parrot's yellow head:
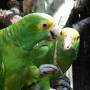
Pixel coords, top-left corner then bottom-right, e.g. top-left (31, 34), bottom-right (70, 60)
top-left (36, 13), bottom-right (55, 31)
top-left (60, 27), bottom-right (80, 50)
top-left (28, 13), bottom-right (61, 39)
top-left (16, 13), bottom-right (61, 50)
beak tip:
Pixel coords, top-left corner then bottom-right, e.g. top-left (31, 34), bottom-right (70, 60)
top-left (52, 34), bottom-right (58, 40)
top-left (63, 44), bottom-right (71, 51)
top-left (49, 23), bottom-right (61, 39)
top-left (48, 31), bottom-right (59, 40)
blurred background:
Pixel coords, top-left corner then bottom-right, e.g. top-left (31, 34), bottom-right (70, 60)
top-left (0, 0), bottom-right (90, 90)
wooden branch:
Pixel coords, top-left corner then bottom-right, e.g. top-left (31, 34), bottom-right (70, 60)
top-left (0, 8), bottom-right (21, 25)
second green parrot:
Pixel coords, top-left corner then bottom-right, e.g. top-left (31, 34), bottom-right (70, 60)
top-left (27, 27), bottom-right (80, 90)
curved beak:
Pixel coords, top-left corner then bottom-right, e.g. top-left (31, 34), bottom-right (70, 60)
top-left (48, 23), bottom-right (61, 40)
top-left (62, 36), bottom-right (72, 50)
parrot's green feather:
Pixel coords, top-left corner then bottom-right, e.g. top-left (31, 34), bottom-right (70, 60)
top-left (0, 13), bottom-right (54, 51)
top-left (0, 13), bottom-right (56, 90)
top-left (28, 27), bottom-right (80, 89)
top-left (39, 76), bottom-right (50, 90)
top-left (0, 12), bottom-right (79, 90)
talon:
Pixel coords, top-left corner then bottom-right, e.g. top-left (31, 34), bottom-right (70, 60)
top-left (39, 64), bottom-right (59, 76)
top-left (55, 75), bottom-right (72, 90)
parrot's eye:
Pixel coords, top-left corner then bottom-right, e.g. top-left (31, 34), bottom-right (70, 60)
top-left (77, 36), bottom-right (80, 40)
top-left (42, 23), bottom-right (49, 29)
top-left (60, 32), bottom-right (62, 35)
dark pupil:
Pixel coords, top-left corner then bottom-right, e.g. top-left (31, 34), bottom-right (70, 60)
top-left (77, 36), bottom-right (80, 40)
top-left (43, 24), bottom-right (48, 29)
top-left (60, 32), bottom-right (62, 35)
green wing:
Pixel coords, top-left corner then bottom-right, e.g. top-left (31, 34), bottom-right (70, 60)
top-left (0, 13), bottom-right (61, 90)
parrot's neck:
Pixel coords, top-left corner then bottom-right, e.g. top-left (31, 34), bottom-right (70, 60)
top-left (57, 39), bottom-right (79, 61)
top-left (0, 19), bottom-right (37, 51)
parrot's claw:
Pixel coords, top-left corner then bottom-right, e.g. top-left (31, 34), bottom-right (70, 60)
top-left (55, 75), bottom-right (72, 90)
top-left (39, 64), bottom-right (59, 76)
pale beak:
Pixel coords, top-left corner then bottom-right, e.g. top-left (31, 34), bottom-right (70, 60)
top-left (48, 23), bottom-right (61, 40)
top-left (62, 36), bottom-right (72, 50)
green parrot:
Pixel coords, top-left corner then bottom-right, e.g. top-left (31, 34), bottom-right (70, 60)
top-left (27, 27), bottom-right (80, 90)
top-left (29, 27), bottom-right (80, 75)
top-left (0, 13), bottom-right (61, 90)
top-left (56, 27), bottom-right (80, 72)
